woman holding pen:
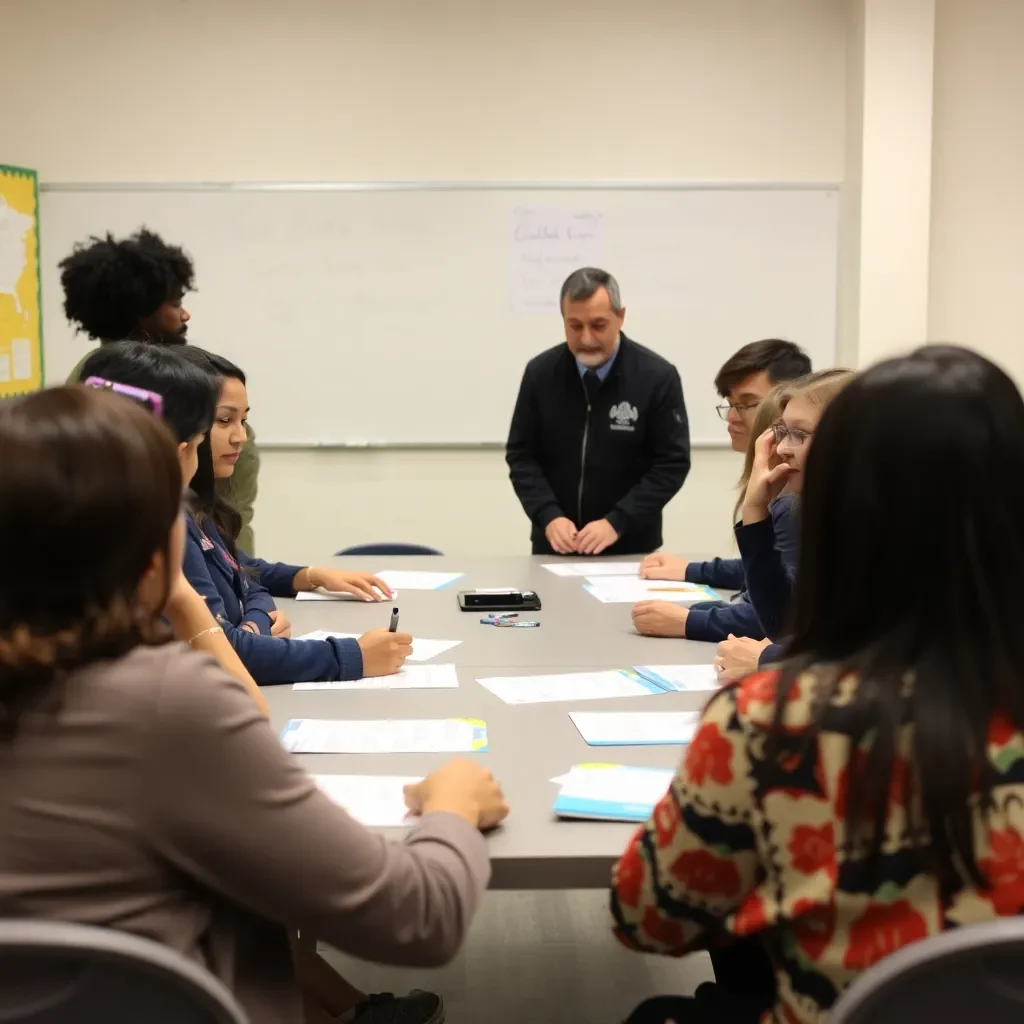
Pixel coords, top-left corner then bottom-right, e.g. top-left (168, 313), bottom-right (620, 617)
top-left (80, 342), bottom-right (412, 685)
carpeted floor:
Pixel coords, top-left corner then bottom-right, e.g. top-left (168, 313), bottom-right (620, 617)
top-left (320, 890), bottom-right (715, 1024)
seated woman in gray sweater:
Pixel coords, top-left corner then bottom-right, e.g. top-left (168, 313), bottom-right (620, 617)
top-left (633, 385), bottom-right (799, 642)
top-left (0, 385), bottom-right (508, 1024)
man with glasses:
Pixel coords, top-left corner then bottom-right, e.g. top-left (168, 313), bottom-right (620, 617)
top-left (713, 338), bottom-right (812, 452)
top-left (634, 339), bottom-right (810, 640)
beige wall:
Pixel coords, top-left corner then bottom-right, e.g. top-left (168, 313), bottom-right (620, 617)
top-left (929, 0), bottom-right (1024, 386)
top-left (3, 0), bottom-right (847, 563)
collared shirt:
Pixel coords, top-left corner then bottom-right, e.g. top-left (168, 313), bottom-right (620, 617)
top-left (576, 344), bottom-right (619, 381)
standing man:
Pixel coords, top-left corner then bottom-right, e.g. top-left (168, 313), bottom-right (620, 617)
top-left (506, 267), bottom-right (690, 557)
top-left (60, 229), bottom-right (260, 554)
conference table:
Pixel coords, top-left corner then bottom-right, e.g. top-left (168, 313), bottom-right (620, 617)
top-left (264, 555), bottom-right (724, 891)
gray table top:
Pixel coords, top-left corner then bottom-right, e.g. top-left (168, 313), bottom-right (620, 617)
top-left (264, 555), bottom-right (724, 890)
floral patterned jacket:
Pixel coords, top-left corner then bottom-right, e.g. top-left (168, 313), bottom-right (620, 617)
top-left (610, 669), bottom-right (1024, 1023)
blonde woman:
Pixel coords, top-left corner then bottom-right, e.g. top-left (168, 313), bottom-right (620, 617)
top-left (634, 385), bottom-right (796, 642)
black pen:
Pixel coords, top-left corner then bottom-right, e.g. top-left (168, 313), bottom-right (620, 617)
top-left (388, 606), bottom-right (400, 632)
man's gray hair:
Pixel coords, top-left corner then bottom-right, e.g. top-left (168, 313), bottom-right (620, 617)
top-left (559, 267), bottom-right (623, 313)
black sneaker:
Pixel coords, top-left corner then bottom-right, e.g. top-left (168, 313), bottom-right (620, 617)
top-left (340, 990), bottom-right (444, 1024)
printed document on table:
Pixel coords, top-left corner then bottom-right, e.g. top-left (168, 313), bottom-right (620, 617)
top-left (633, 664), bottom-right (720, 692)
top-left (553, 764), bottom-right (675, 822)
top-left (475, 669), bottom-right (666, 705)
top-left (569, 710), bottom-right (702, 746)
top-left (374, 570), bottom-right (464, 590)
top-left (296, 590), bottom-right (400, 602)
top-left (280, 717), bottom-right (488, 753)
top-left (313, 774), bottom-right (422, 827)
top-left (584, 579), bottom-right (718, 604)
top-left (293, 663), bottom-right (459, 690)
top-left (541, 561), bottom-right (640, 577)
top-left (297, 631), bottom-right (462, 662)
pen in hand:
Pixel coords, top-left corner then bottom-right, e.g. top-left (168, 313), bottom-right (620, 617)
top-left (388, 606), bottom-right (400, 633)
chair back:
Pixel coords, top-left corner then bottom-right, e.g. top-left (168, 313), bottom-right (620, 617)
top-left (0, 920), bottom-right (249, 1023)
top-left (830, 918), bottom-right (1024, 1023)
top-left (336, 543), bottom-right (442, 556)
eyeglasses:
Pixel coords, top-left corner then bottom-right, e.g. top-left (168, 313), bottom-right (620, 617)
top-left (715, 401), bottom-right (760, 420)
top-left (772, 423), bottom-right (813, 447)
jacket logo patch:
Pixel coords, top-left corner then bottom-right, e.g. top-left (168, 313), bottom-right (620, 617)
top-left (609, 401), bottom-right (639, 432)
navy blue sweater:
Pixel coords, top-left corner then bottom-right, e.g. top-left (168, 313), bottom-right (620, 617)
top-left (683, 496), bottom-right (798, 643)
top-left (734, 511), bottom-right (796, 668)
top-left (183, 515), bottom-right (363, 685)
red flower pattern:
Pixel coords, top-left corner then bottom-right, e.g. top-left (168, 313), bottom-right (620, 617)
top-left (843, 900), bottom-right (928, 970)
top-left (685, 722), bottom-right (733, 786)
top-left (614, 835), bottom-right (646, 909)
top-left (736, 670), bottom-right (782, 716)
top-left (641, 907), bottom-right (686, 951)
top-left (609, 671), bottom-right (1024, 1024)
top-left (791, 899), bottom-right (837, 961)
top-left (653, 792), bottom-right (679, 848)
top-left (988, 712), bottom-right (1018, 748)
top-left (671, 848), bottom-right (742, 897)
top-left (733, 890), bottom-right (768, 935)
top-left (979, 828), bottom-right (1024, 915)
top-left (788, 823), bottom-right (837, 882)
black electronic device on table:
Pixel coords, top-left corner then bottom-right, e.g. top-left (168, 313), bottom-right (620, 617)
top-left (457, 589), bottom-right (542, 612)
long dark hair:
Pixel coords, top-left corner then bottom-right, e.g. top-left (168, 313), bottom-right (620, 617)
top-left (179, 348), bottom-right (247, 560)
top-left (0, 388), bottom-right (183, 736)
top-left (769, 345), bottom-right (1024, 890)
top-left (79, 340), bottom-right (216, 443)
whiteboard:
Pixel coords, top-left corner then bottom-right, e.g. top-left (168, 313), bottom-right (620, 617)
top-left (39, 184), bottom-right (839, 445)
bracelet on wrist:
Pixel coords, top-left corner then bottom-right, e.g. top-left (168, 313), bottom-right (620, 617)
top-left (188, 626), bottom-right (224, 646)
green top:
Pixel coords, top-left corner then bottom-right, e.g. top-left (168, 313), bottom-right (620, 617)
top-left (67, 350), bottom-right (260, 555)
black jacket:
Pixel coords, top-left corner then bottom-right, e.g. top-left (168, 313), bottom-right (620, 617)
top-left (505, 334), bottom-right (691, 555)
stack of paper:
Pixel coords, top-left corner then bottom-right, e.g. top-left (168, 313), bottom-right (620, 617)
top-left (569, 710), bottom-right (702, 746)
top-left (297, 590), bottom-right (400, 602)
top-left (293, 663), bottom-right (459, 691)
top-left (542, 561), bottom-right (641, 577)
top-left (375, 570), bottom-right (464, 591)
top-left (297, 631), bottom-right (463, 663)
top-left (632, 664), bottom-right (720, 692)
top-left (280, 717), bottom-right (488, 753)
top-left (475, 669), bottom-right (666, 705)
top-left (313, 774), bottom-right (422, 827)
top-left (552, 763), bottom-right (675, 822)
top-left (583, 578), bottom-right (719, 604)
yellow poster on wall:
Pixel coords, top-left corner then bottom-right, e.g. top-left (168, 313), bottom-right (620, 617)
top-left (0, 164), bottom-right (43, 397)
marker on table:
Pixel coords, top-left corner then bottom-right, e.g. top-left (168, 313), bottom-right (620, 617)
top-left (388, 606), bottom-right (400, 632)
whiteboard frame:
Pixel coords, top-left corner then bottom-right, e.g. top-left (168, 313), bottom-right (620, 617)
top-left (41, 178), bottom-right (841, 450)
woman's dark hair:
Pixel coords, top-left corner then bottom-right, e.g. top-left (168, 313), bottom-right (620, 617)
top-left (0, 388), bottom-right (183, 736)
top-left (59, 228), bottom-right (195, 342)
top-left (79, 341), bottom-right (217, 444)
top-left (770, 344), bottom-right (1024, 891)
top-left (178, 347), bottom-right (246, 560)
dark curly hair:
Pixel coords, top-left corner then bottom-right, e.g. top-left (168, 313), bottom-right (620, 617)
top-left (59, 228), bottom-right (195, 341)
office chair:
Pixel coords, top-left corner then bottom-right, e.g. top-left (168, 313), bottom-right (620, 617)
top-left (830, 917), bottom-right (1024, 1023)
top-left (336, 543), bottom-right (442, 556)
top-left (0, 920), bottom-right (249, 1023)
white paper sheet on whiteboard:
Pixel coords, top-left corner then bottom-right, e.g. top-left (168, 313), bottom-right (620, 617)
top-left (510, 208), bottom-right (604, 314)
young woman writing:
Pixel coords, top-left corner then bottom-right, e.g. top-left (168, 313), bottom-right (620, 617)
top-left (81, 342), bottom-right (411, 686)
top-left (0, 385), bottom-right (508, 1024)
top-left (613, 345), bottom-right (1024, 1023)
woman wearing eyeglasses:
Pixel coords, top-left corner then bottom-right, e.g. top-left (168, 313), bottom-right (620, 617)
top-left (715, 370), bottom-right (855, 681)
